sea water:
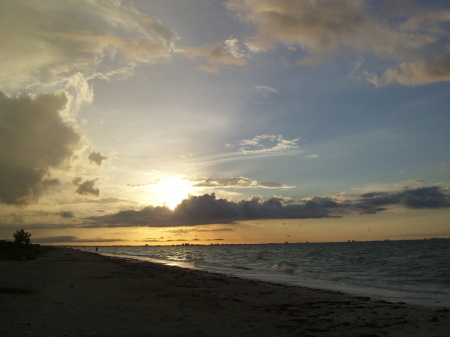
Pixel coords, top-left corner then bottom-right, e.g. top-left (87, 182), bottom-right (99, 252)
top-left (82, 239), bottom-right (450, 308)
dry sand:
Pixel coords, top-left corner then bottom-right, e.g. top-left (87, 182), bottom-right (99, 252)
top-left (1, 247), bottom-right (449, 337)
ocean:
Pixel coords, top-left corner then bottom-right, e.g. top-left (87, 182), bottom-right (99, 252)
top-left (81, 239), bottom-right (450, 308)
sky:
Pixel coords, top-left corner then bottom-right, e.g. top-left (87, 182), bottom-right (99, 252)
top-left (0, 0), bottom-right (449, 245)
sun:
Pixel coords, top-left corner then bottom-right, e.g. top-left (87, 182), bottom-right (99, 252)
top-left (152, 176), bottom-right (195, 210)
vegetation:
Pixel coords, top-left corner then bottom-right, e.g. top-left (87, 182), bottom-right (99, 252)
top-left (0, 238), bottom-right (55, 260)
top-left (0, 287), bottom-right (36, 295)
top-left (13, 229), bottom-right (31, 244)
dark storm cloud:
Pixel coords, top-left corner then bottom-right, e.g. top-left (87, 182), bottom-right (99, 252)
top-left (174, 194), bottom-right (241, 224)
top-left (83, 187), bottom-right (450, 228)
top-left (83, 193), bottom-right (347, 227)
top-left (237, 195), bottom-right (344, 220)
top-left (88, 151), bottom-right (110, 166)
top-left (0, 91), bottom-right (82, 205)
top-left (60, 211), bottom-right (75, 218)
top-left (73, 178), bottom-right (100, 197)
top-left (84, 205), bottom-right (174, 227)
top-left (173, 194), bottom-right (342, 224)
top-left (359, 186), bottom-right (450, 209)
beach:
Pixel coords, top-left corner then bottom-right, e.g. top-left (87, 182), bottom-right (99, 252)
top-left (1, 248), bottom-right (449, 337)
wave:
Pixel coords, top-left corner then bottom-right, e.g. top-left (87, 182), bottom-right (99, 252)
top-left (82, 239), bottom-right (450, 307)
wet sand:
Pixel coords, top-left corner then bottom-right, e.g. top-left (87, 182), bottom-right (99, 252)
top-left (1, 247), bottom-right (449, 336)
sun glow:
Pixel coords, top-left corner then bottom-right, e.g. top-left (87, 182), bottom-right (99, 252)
top-left (151, 176), bottom-right (195, 210)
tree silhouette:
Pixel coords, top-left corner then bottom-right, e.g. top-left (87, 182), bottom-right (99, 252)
top-left (13, 229), bottom-right (31, 244)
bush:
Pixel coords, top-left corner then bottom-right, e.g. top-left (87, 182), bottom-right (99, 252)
top-left (13, 229), bottom-right (31, 244)
top-left (0, 240), bottom-right (53, 260)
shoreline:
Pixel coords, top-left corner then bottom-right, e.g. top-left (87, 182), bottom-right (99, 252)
top-left (88, 247), bottom-right (450, 309)
top-left (2, 247), bottom-right (449, 336)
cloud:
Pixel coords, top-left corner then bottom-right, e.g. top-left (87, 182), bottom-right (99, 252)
top-left (190, 177), bottom-right (293, 189)
top-left (0, 91), bottom-right (82, 205)
top-left (174, 194), bottom-right (241, 224)
top-left (88, 150), bottom-right (110, 166)
top-left (73, 178), bottom-right (100, 197)
top-left (195, 227), bottom-right (235, 232)
top-left (185, 38), bottom-right (248, 73)
top-left (83, 193), bottom-right (346, 227)
top-left (232, 134), bottom-right (301, 154)
top-left (0, 1), bottom-right (179, 206)
top-left (83, 187), bottom-right (450, 228)
top-left (395, 180), bottom-right (426, 189)
top-left (225, 0), bottom-right (450, 86)
top-left (359, 186), bottom-right (450, 210)
top-left (255, 86), bottom-right (278, 95)
top-left (226, 0), bottom-right (370, 53)
top-left (33, 236), bottom-right (126, 244)
top-left (60, 211), bottom-right (75, 218)
top-left (84, 205), bottom-right (174, 227)
top-left (62, 197), bottom-right (136, 205)
top-left (0, 0), bottom-right (176, 92)
top-left (368, 54), bottom-right (450, 86)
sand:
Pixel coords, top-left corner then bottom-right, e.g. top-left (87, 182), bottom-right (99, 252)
top-left (1, 247), bottom-right (449, 337)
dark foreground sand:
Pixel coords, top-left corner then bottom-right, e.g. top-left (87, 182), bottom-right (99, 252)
top-left (1, 248), bottom-right (449, 337)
